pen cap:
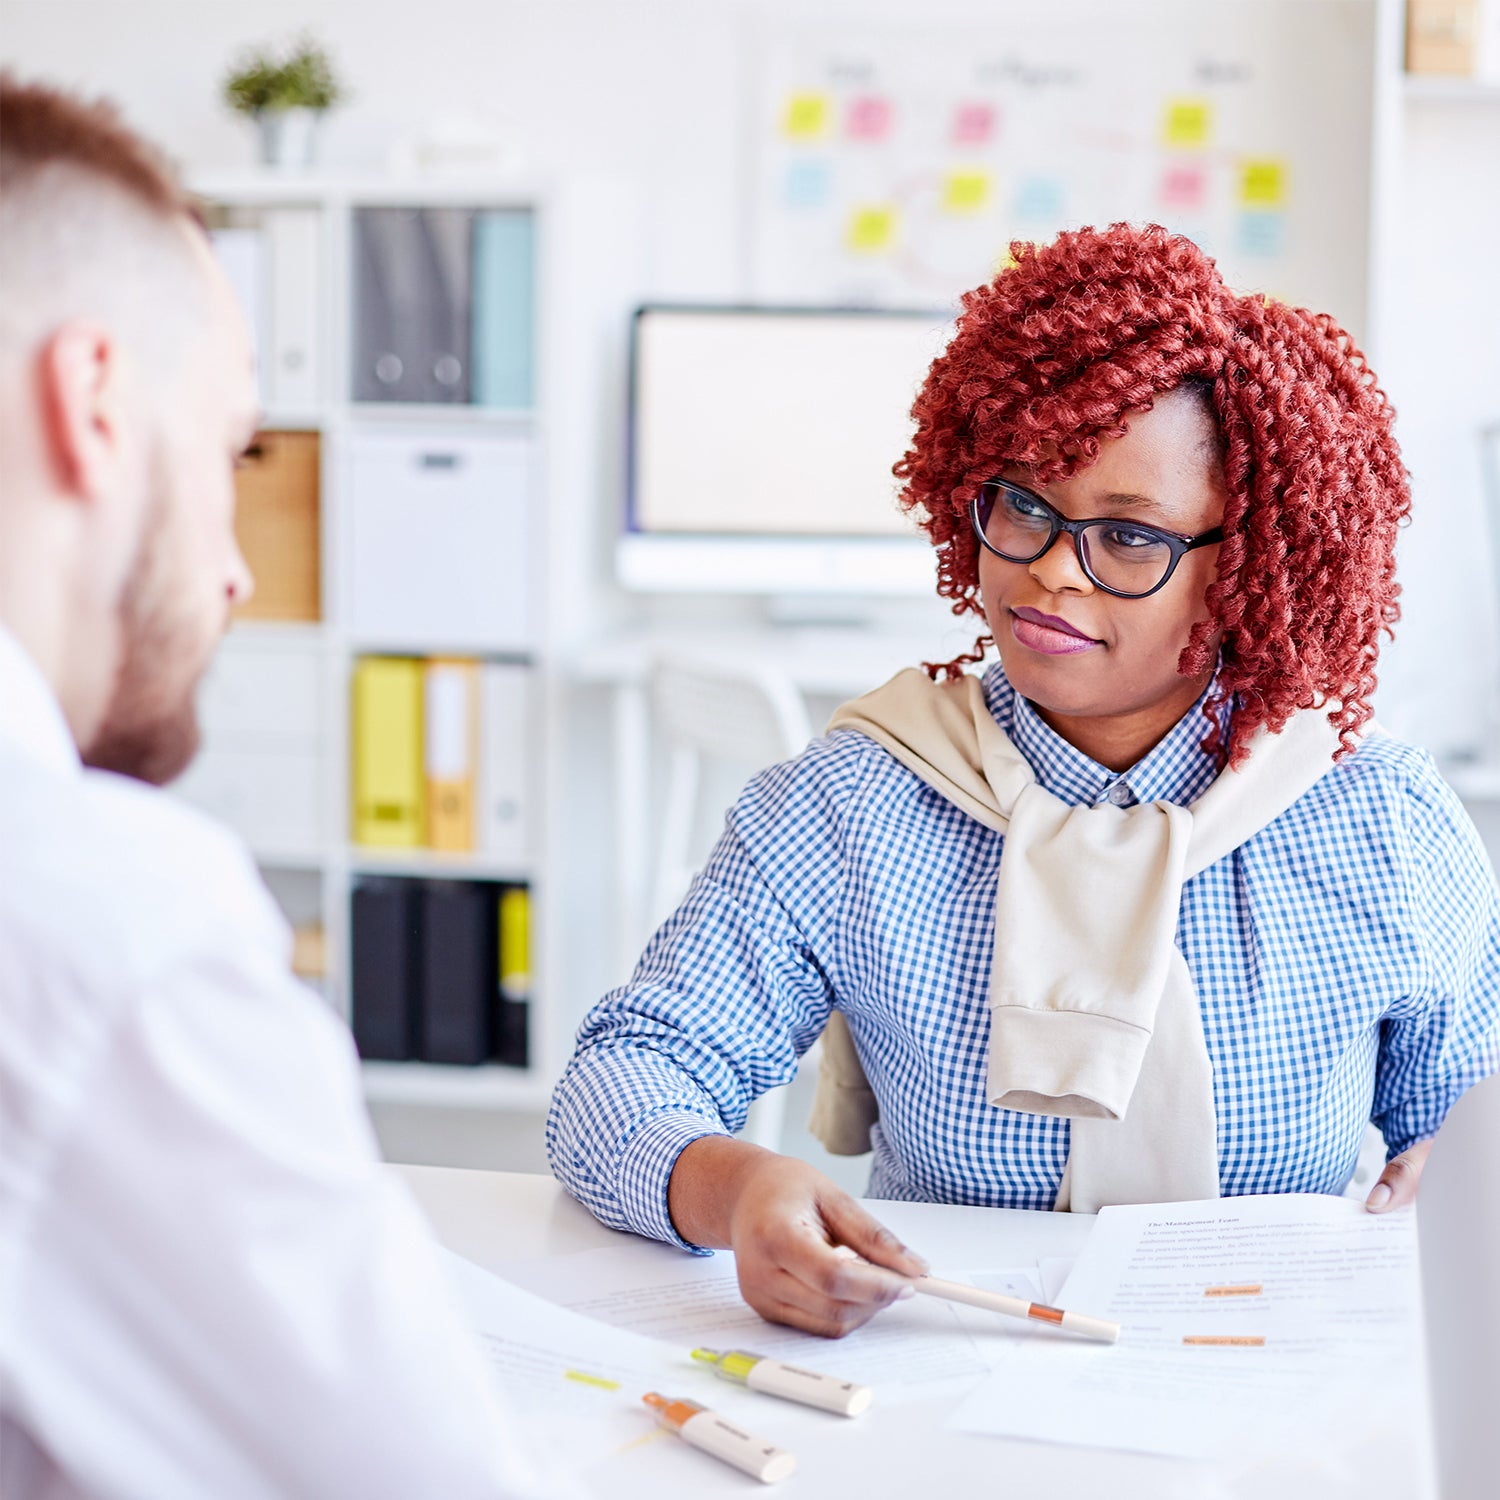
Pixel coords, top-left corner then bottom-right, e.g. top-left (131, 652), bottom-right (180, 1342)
top-left (691, 1347), bottom-right (760, 1384)
top-left (642, 1392), bottom-right (704, 1431)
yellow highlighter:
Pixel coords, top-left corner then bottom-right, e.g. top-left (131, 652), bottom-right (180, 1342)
top-left (692, 1347), bottom-right (873, 1417)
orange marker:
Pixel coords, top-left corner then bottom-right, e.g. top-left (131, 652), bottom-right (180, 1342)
top-left (642, 1393), bottom-right (796, 1484)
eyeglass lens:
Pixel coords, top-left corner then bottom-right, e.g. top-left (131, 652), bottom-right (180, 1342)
top-left (979, 484), bottom-right (1176, 597)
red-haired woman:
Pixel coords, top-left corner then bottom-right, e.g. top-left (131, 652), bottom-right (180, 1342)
top-left (548, 224), bottom-right (1500, 1336)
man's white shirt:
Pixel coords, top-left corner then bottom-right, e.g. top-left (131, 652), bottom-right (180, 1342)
top-left (0, 625), bottom-right (555, 1499)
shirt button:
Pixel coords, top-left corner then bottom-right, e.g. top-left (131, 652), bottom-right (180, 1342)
top-left (1107, 783), bottom-right (1132, 807)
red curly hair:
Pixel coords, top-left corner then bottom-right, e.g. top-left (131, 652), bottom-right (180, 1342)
top-left (897, 223), bottom-right (1410, 766)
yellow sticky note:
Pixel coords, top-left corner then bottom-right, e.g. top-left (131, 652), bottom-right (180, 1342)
top-left (847, 205), bottom-right (896, 253)
top-left (1162, 97), bottom-right (1213, 149)
top-left (783, 92), bottom-right (831, 140)
top-left (943, 169), bottom-right (991, 214)
top-left (1239, 158), bottom-right (1288, 208)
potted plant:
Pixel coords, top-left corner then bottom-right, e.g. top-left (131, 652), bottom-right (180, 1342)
top-left (223, 35), bottom-right (345, 171)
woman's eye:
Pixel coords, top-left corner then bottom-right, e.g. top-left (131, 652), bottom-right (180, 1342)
top-left (1004, 489), bottom-right (1049, 519)
top-left (1103, 525), bottom-right (1160, 550)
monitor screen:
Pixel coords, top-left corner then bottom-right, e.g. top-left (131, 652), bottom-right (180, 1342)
top-left (619, 306), bottom-right (953, 594)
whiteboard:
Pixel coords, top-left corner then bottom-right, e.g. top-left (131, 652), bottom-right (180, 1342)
top-left (750, 0), bottom-right (1378, 340)
top-left (628, 307), bottom-right (951, 538)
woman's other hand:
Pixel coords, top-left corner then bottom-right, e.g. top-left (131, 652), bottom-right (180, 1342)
top-left (667, 1136), bottom-right (928, 1336)
top-left (1365, 1137), bottom-right (1434, 1213)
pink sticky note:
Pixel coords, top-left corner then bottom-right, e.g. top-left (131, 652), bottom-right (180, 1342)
top-left (953, 102), bottom-right (996, 146)
top-left (847, 95), bottom-right (892, 141)
top-left (1161, 164), bottom-right (1207, 211)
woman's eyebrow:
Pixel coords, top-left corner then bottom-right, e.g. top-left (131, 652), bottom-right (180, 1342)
top-left (1096, 490), bottom-right (1172, 522)
top-left (1005, 470), bottom-right (1182, 526)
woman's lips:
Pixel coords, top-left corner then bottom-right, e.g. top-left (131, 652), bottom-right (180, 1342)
top-left (1009, 606), bottom-right (1101, 656)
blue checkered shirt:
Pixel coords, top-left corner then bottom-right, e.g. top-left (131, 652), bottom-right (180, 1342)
top-left (547, 665), bottom-right (1500, 1249)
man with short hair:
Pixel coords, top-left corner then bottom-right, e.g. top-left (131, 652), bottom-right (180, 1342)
top-left (0, 78), bottom-right (555, 1500)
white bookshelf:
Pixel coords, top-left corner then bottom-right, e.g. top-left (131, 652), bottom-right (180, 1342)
top-left (183, 170), bottom-right (637, 1110)
top-left (1402, 75), bottom-right (1500, 104)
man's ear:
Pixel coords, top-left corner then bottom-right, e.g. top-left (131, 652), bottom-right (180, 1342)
top-left (38, 321), bottom-right (133, 502)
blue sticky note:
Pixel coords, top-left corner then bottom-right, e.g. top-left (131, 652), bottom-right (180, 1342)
top-left (1237, 210), bottom-right (1285, 258)
top-left (1014, 176), bottom-right (1064, 223)
top-left (784, 159), bottom-right (832, 209)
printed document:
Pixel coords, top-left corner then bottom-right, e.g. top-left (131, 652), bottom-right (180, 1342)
top-left (500, 1239), bottom-right (1046, 1403)
top-left (946, 1194), bottom-right (1434, 1487)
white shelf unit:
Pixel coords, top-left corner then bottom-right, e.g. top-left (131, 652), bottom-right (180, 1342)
top-left (183, 170), bottom-right (637, 1110)
top-left (1402, 74), bottom-right (1500, 103)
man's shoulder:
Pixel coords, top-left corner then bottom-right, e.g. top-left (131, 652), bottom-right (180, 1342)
top-left (0, 749), bottom-right (286, 991)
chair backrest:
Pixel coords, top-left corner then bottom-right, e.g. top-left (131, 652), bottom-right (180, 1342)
top-left (645, 653), bottom-right (815, 1154)
top-left (650, 653), bottom-right (812, 768)
top-left (647, 652), bottom-right (813, 929)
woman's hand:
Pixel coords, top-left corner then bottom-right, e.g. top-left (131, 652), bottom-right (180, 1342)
top-left (668, 1136), bottom-right (929, 1336)
top-left (1364, 1137), bottom-right (1434, 1213)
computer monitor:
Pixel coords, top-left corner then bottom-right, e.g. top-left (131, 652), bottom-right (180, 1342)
top-left (618, 305), bottom-right (954, 595)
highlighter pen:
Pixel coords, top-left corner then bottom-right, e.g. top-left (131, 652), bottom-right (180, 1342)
top-left (692, 1347), bottom-right (873, 1417)
top-left (641, 1393), bottom-right (797, 1485)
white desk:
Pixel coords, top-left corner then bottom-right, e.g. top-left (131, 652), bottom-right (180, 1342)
top-left (396, 1165), bottom-right (1436, 1499)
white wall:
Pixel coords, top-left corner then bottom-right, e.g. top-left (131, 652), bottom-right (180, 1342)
top-left (5, 0), bottom-right (1497, 755)
top-left (1379, 94), bottom-right (1500, 757)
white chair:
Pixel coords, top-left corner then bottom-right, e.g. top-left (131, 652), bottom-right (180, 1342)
top-left (647, 652), bottom-right (814, 1152)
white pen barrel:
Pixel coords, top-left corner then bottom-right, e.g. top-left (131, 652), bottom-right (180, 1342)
top-left (917, 1276), bottom-right (1029, 1317)
top-left (745, 1359), bottom-right (874, 1416)
top-left (680, 1411), bottom-right (798, 1484)
top-left (1059, 1310), bottom-right (1121, 1343)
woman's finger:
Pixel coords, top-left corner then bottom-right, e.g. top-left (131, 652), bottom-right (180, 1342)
top-left (1366, 1138), bottom-right (1434, 1213)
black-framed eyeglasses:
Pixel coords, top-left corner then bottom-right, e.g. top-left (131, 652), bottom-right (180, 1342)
top-left (969, 478), bottom-right (1225, 600)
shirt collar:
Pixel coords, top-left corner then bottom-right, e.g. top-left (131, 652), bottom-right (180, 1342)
top-left (0, 622), bottom-right (83, 776)
top-left (982, 660), bottom-right (1223, 809)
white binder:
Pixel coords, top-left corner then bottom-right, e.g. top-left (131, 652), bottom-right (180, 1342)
top-left (209, 227), bottom-right (266, 402)
top-left (480, 661), bottom-right (531, 864)
top-left (264, 208), bottom-right (321, 413)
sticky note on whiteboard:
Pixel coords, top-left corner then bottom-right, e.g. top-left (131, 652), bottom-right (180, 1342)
top-left (943, 170), bottom-right (991, 214)
top-left (952, 101), bottom-right (996, 145)
top-left (1160, 163), bottom-right (1207, 211)
top-left (846, 205), bottom-right (897, 253)
top-left (1239, 158), bottom-right (1288, 208)
top-left (1014, 176), bottom-right (1064, 223)
top-left (1162, 97), bottom-right (1213, 148)
top-left (784, 160), bottom-right (831, 208)
top-left (1237, 210), bottom-right (1286, 257)
top-left (783, 92), bottom-right (831, 140)
top-left (847, 95), bottom-right (892, 141)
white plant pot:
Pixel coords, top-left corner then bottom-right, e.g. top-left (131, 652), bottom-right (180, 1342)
top-left (256, 108), bottom-right (320, 171)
